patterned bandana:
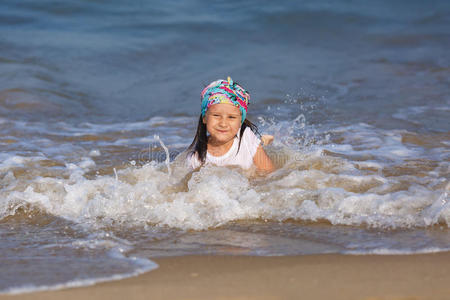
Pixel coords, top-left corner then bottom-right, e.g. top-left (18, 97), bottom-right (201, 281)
top-left (201, 77), bottom-right (250, 124)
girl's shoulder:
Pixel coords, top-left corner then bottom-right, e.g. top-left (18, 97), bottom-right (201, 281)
top-left (243, 126), bottom-right (259, 139)
top-left (241, 126), bottom-right (261, 158)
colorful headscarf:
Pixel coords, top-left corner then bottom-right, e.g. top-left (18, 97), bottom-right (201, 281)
top-left (201, 77), bottom-right (250, 124)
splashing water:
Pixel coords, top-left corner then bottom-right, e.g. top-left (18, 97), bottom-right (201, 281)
top-left (1, 117), bottom-right (448, 231)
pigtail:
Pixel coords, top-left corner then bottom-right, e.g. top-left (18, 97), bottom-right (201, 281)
top-left (188, 115), bottom-right (208, 163)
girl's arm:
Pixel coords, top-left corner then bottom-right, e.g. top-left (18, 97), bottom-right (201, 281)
top-left (253, 146), bottom-right (275, 174)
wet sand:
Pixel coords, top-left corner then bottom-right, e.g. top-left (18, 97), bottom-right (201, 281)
top-left (2, 252), bottom-right (449, 300)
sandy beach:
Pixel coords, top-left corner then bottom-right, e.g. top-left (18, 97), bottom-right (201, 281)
top-left (2, 252), bottom-right (449, 300)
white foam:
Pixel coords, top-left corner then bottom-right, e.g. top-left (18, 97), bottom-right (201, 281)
top-left (78, 157), bottom-right (96, 170)
top-left (344, 247), bottom-right (450, 255)
top-left (328, 124), bottom-right (426, 161)
top-left (2, 153), bottom-right (448, 230)
top-left (0, 154), bottom-right (43, 171)
top-left (393, 105), bottom-right (450, 123)
top-left (393, 106), bottom-right (428, 122)
top-left (1, 257), bottom-right (158, 295)
top-left (89, 149), bottom-right (101, 157)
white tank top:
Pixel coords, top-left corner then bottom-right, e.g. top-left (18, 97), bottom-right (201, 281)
top-left (187, 127), bottom-right (261, 170)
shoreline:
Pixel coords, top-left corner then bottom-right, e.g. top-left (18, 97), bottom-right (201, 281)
top-left (2, 252), bottom-right (449, 300)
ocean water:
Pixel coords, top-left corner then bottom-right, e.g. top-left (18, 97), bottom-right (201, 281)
top-left (1, 0), bottom-right (449, 294)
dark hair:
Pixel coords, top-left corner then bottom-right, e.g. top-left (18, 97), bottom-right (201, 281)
top-left (188, 115), bottom-right (259, 164)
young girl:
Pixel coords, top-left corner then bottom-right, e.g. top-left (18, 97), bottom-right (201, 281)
top-left (187, 77), bottom-right (275, 174)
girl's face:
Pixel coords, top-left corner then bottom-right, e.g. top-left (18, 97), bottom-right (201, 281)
top-left (203, 103), bottom-right (241, 145)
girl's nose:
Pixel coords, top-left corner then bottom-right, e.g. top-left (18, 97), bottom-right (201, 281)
top-left (219, 118), bottom-right (227, 127)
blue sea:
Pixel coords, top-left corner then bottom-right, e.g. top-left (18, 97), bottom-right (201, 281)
top-left (0, 0), bottom-right (449, 294)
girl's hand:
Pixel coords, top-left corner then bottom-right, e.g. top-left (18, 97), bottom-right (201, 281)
top-left (261, 135), bottom-right (274, 146)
